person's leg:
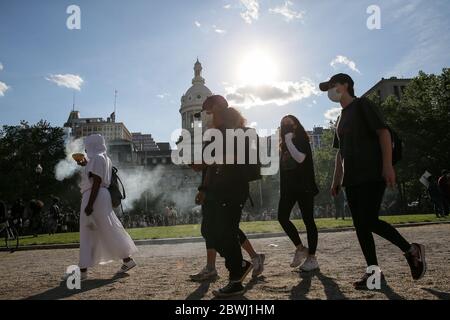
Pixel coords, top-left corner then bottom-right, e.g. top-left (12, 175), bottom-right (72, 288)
top-left (365, 182), bottom-right (411, 253)
top-left (345, 185), bottom-right (379, 267)
top-left (214, 202), bottom-right (245, 281)
top-left (297, 193), bottom-right (318, 256)
top-left (278, 193), bottom-right (303, 248)
top-left (201, 203), bottom-right (218, 269)
top-left (238, 228), bottom-right (257, 259)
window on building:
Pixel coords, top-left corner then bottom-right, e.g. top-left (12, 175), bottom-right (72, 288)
top-left (394, 86), bottom-right (400, 99)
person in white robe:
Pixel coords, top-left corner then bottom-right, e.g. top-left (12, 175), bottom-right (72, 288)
top-left (68, 134), bottom-right (138, 281)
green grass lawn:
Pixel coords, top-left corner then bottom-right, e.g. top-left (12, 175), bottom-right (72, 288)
top-left (3, 214), bottom-right (449, 247)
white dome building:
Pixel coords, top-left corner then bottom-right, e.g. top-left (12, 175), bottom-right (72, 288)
top-left (180, 59), bottom-right (212, 136)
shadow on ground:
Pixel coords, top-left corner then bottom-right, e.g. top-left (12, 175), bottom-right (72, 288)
top-left (422, 288), bottom-right (450, 300)
top-left (24, 273), bottom-right (129, 300)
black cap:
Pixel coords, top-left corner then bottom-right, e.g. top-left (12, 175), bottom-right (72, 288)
top-left (319, 73), bottom-right (354, 92)
top-left (202, 95), bottom-right (228, 111)
top-left (195, 95), bottom-right (228, 118)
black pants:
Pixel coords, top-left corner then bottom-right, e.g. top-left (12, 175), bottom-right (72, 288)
top-left (345, 181), bottom-right (411, 267)
top-left (201, 203), bottom-right (247, 250)
top-left (278, 191), bottom-right (318, 255)
top-left (207, 198), bottom-right (245, 281)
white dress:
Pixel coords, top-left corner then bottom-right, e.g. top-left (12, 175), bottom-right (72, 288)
top-left (79, 153), bottom-right (138, 269)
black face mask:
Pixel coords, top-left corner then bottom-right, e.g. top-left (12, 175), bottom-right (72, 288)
top-left (281, 124), bottom-right (295, 136)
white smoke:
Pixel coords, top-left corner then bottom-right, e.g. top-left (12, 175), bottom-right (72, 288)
top-left (55, 135), bottom-right (84, 181)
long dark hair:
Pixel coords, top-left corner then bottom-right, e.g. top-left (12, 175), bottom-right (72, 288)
top-left (280, 115), bottom-right (309, 153)
top-left (224, 107), bottom-right (247, 129)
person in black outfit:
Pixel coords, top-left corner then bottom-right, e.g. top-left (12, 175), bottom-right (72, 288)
top-left (189, 96), bottom-right (265, 293)
top-left (278, 115), bottom-right (319, 272)
top-left (48, 197), bottom-right (61, 235)
top-left (11, 199), bottom-right (25, 235)
top-left (320, 73), bottom-right (427, 289)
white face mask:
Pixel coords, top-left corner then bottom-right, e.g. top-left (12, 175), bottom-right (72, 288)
top-left (328, 87), bottom-right (342, 103)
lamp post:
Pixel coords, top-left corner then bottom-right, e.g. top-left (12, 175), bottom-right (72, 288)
top-left (35, 164), bottom-right (43, 199)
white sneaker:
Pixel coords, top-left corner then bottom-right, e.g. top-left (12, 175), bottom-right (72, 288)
top-left (118, 259), bottom-right (137, 274)
top-left (189, 266), bottom-right (218, 282)
top-left (300, 256), bottom-right (319, 272)
top-left (291, 246), bottom-right (309, 268)
top-left (252, 254), bottom-right (266, 278)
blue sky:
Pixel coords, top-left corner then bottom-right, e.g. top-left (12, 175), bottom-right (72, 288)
top-left (0, 0), bottom-right (449, 144)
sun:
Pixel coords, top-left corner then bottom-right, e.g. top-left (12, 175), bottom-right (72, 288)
top-left (237, 49), bottom-right (279, 85)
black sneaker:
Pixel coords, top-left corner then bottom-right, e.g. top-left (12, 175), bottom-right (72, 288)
top-left (405, 243), bottom-right (427, 280)
top-left (353, 272), bottom-right (385, 290)
top-left (213, 281), bottom-right (245, 298)
top-left (238, 260), bottom-right (253, 283)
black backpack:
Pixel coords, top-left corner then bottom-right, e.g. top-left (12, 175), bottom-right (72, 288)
top-left (108, 166), bottom-right (126, 208)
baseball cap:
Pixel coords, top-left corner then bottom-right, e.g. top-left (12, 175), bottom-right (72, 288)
top-left (319, 73), bottom-right (354, 92)
top-left (194, 95), bottom-right (229, 118)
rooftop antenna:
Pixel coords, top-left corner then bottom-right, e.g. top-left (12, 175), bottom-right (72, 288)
top-left (114, 89), bottom-right (118, 116)
top-left (72, 91), bottom-right (76, 112)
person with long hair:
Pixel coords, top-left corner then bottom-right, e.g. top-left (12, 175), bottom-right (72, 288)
top-left (65, 134), bottom-right (138, 281)
top-left (278, 115), bottom-right (320, 272)
top-left (320, 73), bottom-right (426, 289)
top-left (190, 96), bottom-right (264, 291)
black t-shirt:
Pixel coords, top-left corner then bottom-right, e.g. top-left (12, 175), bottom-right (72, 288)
top-left (205, 128), bottom-right (249, 204)
top-left (333, 97), bottom-right (388, 187)
top-left (280, 136), bottom-right (319, 195)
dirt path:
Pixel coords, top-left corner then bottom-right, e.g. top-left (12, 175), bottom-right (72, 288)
top-left (1, 224), bottom-right (449, 300)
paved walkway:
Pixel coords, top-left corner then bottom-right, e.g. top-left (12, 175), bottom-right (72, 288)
top-left (1, 224), bottom-right (449, 300)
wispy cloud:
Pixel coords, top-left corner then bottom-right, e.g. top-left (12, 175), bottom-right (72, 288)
top-left (386, 0), bottom-right (450, 77)
top-left (213, 25), bottom-right (227, 34)
top-left (269, 1), bottom-right (305, 22)
top-left (0, 63), bottom-right (3, 71)
top-left (46, 74), bottom-right (84, 91)
top-left (0, 81), bottom-right (9, 97)
top-left (194, 21), bottom-right (201, 28)
top-left (240, 0), bottom-right (259, 24)
top-left (224, 4), bottom-right (232, 9)
top-left (156, 93), bottom-right (170, 99)
top-left (324, 107), bottom-right (341, 121)
top-left (330, 55), bottom-right (361, 74)
top-left (225, 79), bottom-right (319, 108)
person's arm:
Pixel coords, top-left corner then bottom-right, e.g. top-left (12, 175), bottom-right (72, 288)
top-left (85, 174), bottom-right (101, 216)
top-left (331, 151), bottom-right (344, 197)
top-left (377, 128), bottom-right (396, 188)
top-left (284, 133), bottom-right (306, 164)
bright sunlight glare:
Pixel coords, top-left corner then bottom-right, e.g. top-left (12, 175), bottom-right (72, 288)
top-left (237, 49), bottom-right (279, 85)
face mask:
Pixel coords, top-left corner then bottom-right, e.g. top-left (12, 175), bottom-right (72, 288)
top-left (328, 87), bottom-right (342, 103)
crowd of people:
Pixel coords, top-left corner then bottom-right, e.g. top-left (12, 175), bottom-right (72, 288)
top-left (4, 72), bottom-right (435, 298)
top-left (0, 197), bottom-right (80, 236)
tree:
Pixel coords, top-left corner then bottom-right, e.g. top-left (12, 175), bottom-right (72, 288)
top-left (0, 120), bottom-right (79, 210)
top-left (313, 125), bottom-right (337, 208)
top-left (369, 68), bottom-right (450, 210)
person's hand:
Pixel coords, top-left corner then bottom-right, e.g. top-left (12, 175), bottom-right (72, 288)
top-left (84, 205), bottom-right (93, 216)
top-left (383, 164), bottom-right (396, 188)
top-left (77, 158), bottom-right (88, 167)
top-left (285, 132), bottom-right (294, 141)
top-left (331, 181), bottom-right (341, 197)
top-left (195, 191), bottom-right (206, 205)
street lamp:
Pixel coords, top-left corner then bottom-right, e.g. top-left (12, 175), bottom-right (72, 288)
top-left (35, 164), bottom-right (43, 199)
